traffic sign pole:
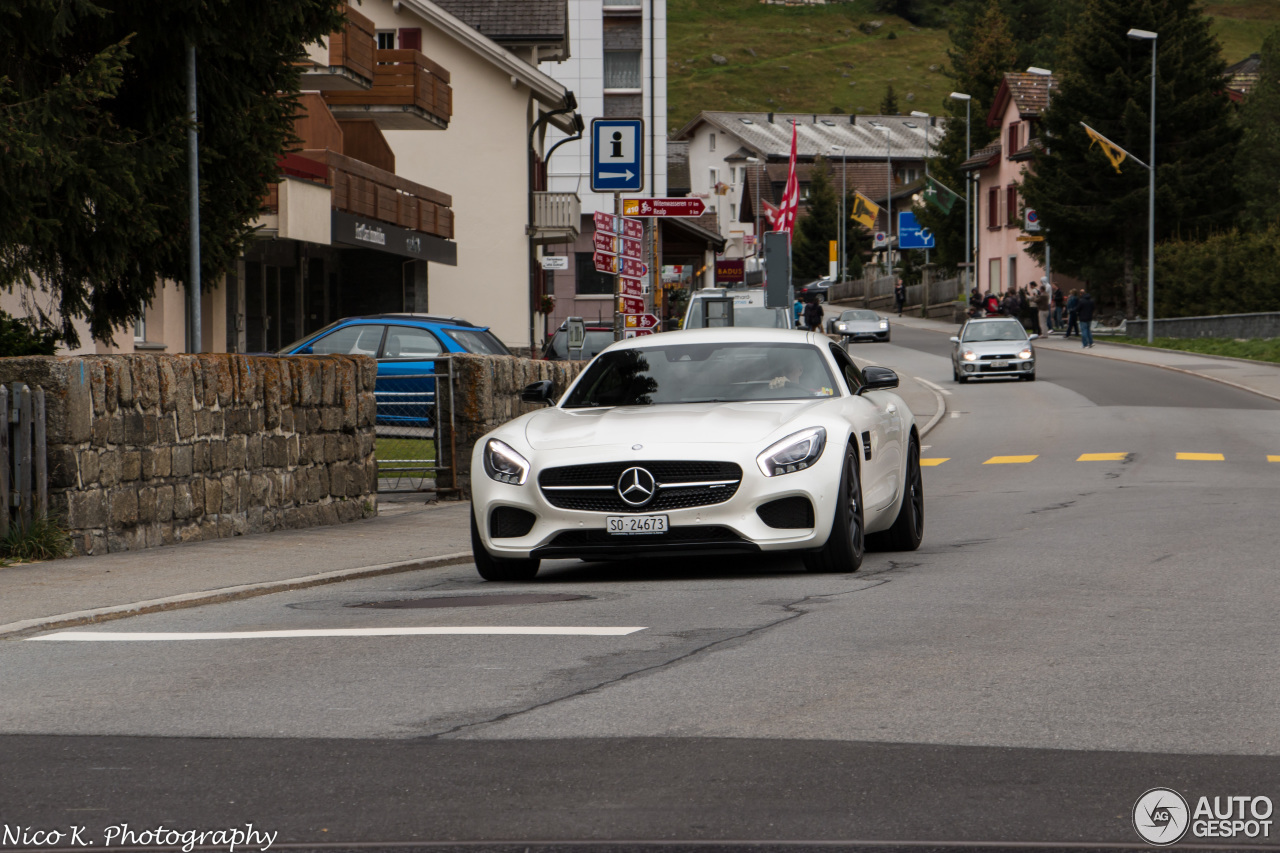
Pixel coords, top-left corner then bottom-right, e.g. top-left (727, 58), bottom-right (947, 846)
top-left (614, 192), bottom-right (623, 342)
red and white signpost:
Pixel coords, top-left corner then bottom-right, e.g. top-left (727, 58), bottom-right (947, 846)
top-left (622, 198), bottom-right (706, 218)
top-left (624, 313), bottom-right (659, 329)
top-left (599, 203), bottom-right (653, 341)
top-left (619, 276), bottom-right (643, 297)
top-left (617, 295), bottom-right (645, 315)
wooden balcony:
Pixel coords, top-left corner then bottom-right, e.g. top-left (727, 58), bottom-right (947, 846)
top-left (306, 149), bottom-right (453, 240)
top-left (300, 4), bottom-right (375, 91)
top-left (322, 49), bottom-right (452, 130)
top-left (529, 192), bottom-right (581, 245)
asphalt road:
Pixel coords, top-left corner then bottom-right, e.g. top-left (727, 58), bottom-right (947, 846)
top-left (3, 328), bottom-right (1279, 851)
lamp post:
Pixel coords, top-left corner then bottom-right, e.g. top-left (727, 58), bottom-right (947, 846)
top-left (1026, 67), bottom-right (1053, 309)
top-left (910, 110), bottom-right (931, 268)
top-left (873, 124), bottom-right (893, 278)
top-left (1127, 28), bottom-right (1158, 343)
top-left (949, 93), bottom-right (972, 292)
top-left (830, 145), bottom-right (846, 281)
top-left (746, 156), bottom-right (764, 264)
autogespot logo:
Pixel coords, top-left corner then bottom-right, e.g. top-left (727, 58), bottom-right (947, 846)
top-left (1134, 788), bottom-right (1190, 846)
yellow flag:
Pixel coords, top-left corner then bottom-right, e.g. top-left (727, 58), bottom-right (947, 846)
top-left (1082, 122), bottom-right (1128, 174)
top-left (850, 191), bottom-right (880, 228)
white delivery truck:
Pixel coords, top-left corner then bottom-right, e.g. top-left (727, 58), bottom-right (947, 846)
top-left (682, 286), bottom-right (793, 330)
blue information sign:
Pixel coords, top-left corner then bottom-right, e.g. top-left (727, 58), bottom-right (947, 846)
top-left (591, 118), bottom-right (645, 193)
top-left (897, 211), bottom-right (935, 249)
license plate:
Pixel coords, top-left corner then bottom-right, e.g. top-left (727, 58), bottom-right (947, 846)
top-left (990, 359), bottom-right (1009, 368)
top-left (607, 515), bottom-right (668, 535)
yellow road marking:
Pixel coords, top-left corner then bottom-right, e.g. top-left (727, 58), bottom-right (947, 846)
top-left (920, 458), bottom-right (948, 467)
top-left (984, 455), bottom-right (1038, 464)
top-left (1269, 456), bottom-right (1280, 463)
top-left (1176, 452), bottom-right (1224, 461)
top-left (1077, 453), bottom-right (1129, 462)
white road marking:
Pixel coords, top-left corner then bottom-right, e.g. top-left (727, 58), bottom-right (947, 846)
top-left (950, 411), bottom-right (962, 418)
top-left (915, 376), bottom-right (952, 396)
top-left (28, 627), bottom-right (648, 642)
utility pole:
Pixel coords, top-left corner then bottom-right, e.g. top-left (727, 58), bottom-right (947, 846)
top-left (949, 92), bottom-right (972, 293)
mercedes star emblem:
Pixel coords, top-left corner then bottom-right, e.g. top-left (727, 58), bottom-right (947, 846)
top-left (617, 466), bottom-right (657, 507)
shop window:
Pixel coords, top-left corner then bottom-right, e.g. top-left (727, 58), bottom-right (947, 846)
top-left (576, 252), bottom-right (614, 295)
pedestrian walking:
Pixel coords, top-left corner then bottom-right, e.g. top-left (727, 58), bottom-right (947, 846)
top-left (1034, 282), bottom-right (1050, 337)
top-left (893, 278), bottom-right (906, 317)
top-left (793, 296), bottom-right (804, 328)
top-left (1077, 289), bottom-right (1095, 348)
top-left (1001, 289), bottom-right (1019, 318)
top-left (1051, 284), bottom-right (1064, 331)
top-left (803, 297), bottom-right (824, 333)
top-left (1064, 289), bottom-right (1079, 338)
top-left (984, 291), bottom-right (1000, 316)
top-left (968, 287), bottom-right (983, 318)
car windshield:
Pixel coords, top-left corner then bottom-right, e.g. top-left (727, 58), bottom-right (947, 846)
top-left (443, 328), bottom-right (510, 355)
top-left (963, 322), bottom-right (1028, 342)
top-left (546, 329), bottom-right (615, 359)
top-left (733, 307), bottom-right (791, 328)
top-left (562, 342), bottom-right (838, 408)
top-left (841, 310), bottom-right (880, 321)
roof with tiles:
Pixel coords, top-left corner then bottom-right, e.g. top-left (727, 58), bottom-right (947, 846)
top-left (431, 0), bottom-right (567, 43)
top-left (673, 111), bottom-right (944, 161)
top-left (1225, 53), bottom-right (1261, 95)
top-left (959, 143), bottom-right (1001, 171)
top-left (988, 72), bottom-right (1056, 127)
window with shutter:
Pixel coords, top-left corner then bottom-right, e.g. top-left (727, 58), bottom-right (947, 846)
top-left (1006, 185), bottom-right (1018, 226)
top-left (987, 186), bottom-right (999, 229)
top-left (1008, 122), bottom-right (1020, 157)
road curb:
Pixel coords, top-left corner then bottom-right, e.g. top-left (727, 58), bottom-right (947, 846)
top-left (0, 551), bottom-right (474, 640)
top-left (912, 377), bottom-right (949, 438)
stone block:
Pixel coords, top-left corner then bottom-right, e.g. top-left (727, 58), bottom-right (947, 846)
top-left (191, 478), bottom-right (205, 517)
top-left (321, 360), bottom-right (336, 406)
top-left (221, 474), bottom-right (237, 514)
top-left (237, 473), bottom-right (251, 512)
top-left (280, 406), bottom-right (294, 433)
top-left (137, 486), bottom-right (157, 523)
top-left (200, 518), bottom-right (218, 541)
top-left (287, 435), bottom-right (300, 466)
top-left (204, 477), bottom-right (222, 515)
top-left (157, 359), bottom-right (178, 412)
top-left (321, 406), bottom-right (341, 432)
top-left (172, 483), bottom-right (194, 520)
top-left (107, 416), bottom-right (124, 445)
top-left (210, 410), bottom-right (224, 436)
top-left (144, 522), bottom-right (165, 549)
top-left (117, 360), bottom-right (134, 406)
top-left (227, 435), bottom-right (247, 468)
top-left (209, 438), bottom-right (227, 471)
top-left (193, 441), bottom-right (209, 473)
top-left (319, 502), bottom-right (340, 526)
top-left (247, 505), bottom-right (267, 533)
top-left (133, 358), bottom-right (160, 409)
top-left (120, 451), bottom-right (141, 482)
top-left (178, 522), bottom-right (203, 544)
top-left (160, 523), bottom-right (177, 546)
top-left (217, 516), bottom-right (234, 539)
top-left (123, 411), bottom-right (145, 444)
top-left (196, 409), bottom-right (212, 436)
top-left (109, 486), bottom-right (138, 525)
top-left (47, 448), bottom-right (79, 490)
top-left (247, 434), bottom-right (263, 468)
top-left (230, 514), bottom-right (248, 537)
top-left (175, 394), bottom-right (195, 439)
top-left (67, 489), bottom-right (107, 529)
top-left (171, 445), bottom-right (193, 477)
top-left (97, 451), bottom-right (120, 488)
top-left (156, 485), bottom-right (174, 521)
top-left (264, 435), bottom-right (287, 468)
top-left (156, 413), bottom-right (177, 444)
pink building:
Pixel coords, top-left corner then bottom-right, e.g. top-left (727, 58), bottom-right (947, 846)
top-left (960, 72), bottom-right (1059, 295)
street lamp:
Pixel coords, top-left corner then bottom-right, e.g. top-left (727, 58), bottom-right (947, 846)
top-left (949, 92), bottom-right (972, 291)
top-left (873, 123), bottom-right (893, 278)
top-left (910, 110), bottom-right (931, 268)
top-left (830, 145), bottom-right (846, 281)
top-left (1128, 28), bottom-right (1158, 343)
top-left (1026, 66), bottom-right (1053, 307)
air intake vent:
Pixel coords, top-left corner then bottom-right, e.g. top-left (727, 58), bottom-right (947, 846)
top-left (756, 496), bottom-right (815, 529)
top-left (490, 506), bottom-right (536, 538)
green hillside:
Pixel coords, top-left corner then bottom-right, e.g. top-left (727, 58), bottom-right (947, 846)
top-left (667, 0), bottom-right (1280, 131)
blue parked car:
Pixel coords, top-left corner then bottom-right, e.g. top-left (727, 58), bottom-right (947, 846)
top-left (279, 314), bottom-right (510, 426)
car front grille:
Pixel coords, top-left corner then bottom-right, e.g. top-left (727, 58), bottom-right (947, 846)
top-left (979, 353), bottom-right (1018, 360)
top-left (539, 461), bottom-right (742, 513)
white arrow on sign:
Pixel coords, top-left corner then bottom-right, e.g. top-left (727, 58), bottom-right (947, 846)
top-left (599, 170), bottom-right (636, 180)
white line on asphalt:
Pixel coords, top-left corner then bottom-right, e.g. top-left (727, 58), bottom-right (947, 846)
top-left (950, 411), bottom-right (962, 418)
top-left (27, 627), bottom-right (648, 642)
top-left (915, 376), bottom-right (953, 396)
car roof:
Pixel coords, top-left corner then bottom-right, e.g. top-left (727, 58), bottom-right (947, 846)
top-left (967, 316), bottom-right (1022, 323)
top-left (343, 313), bottom-right (479, 328)
top-left (606, 327), bottom-right (820, 351)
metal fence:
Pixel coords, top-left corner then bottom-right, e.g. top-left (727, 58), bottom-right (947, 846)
top-left (0, 382), bottom-right (48, 536)
top-left (374, 356), bottom-right (456, 494)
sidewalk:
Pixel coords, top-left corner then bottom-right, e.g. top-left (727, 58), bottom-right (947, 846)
top-left (874, 308), bottom-right (1280, 404)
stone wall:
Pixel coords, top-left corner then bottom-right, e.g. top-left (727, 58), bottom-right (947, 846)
top-left (0, 354), bottom-right (377, 555)
top-left (1126, 312), bottom-right (1280, 340)
top-left (441, 355), bottom-right (586, 499)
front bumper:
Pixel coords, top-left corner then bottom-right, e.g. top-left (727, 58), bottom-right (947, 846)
top-left (472, 446), bottom-right (843, 561)
top-left (958, 356), bottom-right (1035, 377)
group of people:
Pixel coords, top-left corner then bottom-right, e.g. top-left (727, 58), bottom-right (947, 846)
top-left (793, 296), bottom-right (825, 332)
top-left (967, 282), bottom-right (1097, 348)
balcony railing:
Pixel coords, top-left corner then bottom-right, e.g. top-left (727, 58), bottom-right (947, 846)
top-left (530, 192), bottom-right (581, 245)
top-left (323, 49), bottom-right (452, 130)
top-left (300, 4), bottom-right (376, 90)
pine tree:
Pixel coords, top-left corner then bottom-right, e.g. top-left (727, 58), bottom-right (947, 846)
top-left (1235, 27), bottom-right (1280, 230)
top-left (880, 84), bottom-right (901, 115)
top-left (1019, 0), bottom-right (1240, 317)
top-left (794, 158), bottom-right (841, 281)
top-left (0, 0), bottom-right (345, 345)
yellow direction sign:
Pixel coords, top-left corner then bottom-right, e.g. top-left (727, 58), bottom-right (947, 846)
top-left (850, 192), bottom-right (880, 229)
top-left (1016, 235), bottom-right (1045, 242)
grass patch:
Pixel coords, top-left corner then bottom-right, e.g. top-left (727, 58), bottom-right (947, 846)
top-left (376, 436), bottom-right (437, 467)
top-left (1111, 336), bottom-right (1280, 363)
top-left (1, 514), bottom-right (73, 562)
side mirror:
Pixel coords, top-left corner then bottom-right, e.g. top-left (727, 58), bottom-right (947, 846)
top-left (858, 366), bottom-right (899, 394)
top-left (1027, 334), bottom-right (1040, 341)
top-left (521, 380), bottom-right (555, 406)
top-left (949, 336), bottom-right (960, 343)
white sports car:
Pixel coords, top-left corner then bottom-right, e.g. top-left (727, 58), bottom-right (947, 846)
top-left (469, 328), bottom-right (924, 581)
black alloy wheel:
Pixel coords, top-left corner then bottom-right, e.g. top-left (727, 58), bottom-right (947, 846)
top-left (803, 445), bottom-right (864, 573)
top-left (470, 510), bottom-right (540, 582)
top-left (869, 434), bottom-right (924, 552)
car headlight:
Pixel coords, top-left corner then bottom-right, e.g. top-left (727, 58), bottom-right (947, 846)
top-left (879, 321), bottom-right (888, 329)
top-left (1018, 347), bottom-right (1033, 360)
top-left (962, 349), bottom-right (978, 361)
top-left (757, 427), bottom-right (826, 477)
top-left (483, 439), bottom-right (530, 485)
top-left (836, 323), bottom-right (848, 331)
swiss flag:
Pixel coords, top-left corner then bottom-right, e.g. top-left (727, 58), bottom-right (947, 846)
top-left (777, 121), bottom-right (799, 237)
top-left (762, 201), bottom-right (782, 230)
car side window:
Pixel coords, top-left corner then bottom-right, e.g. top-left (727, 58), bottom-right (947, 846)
top-left (309, 325), bottom-right (384, 355)
top-left (383, 325), bottom-right (444, 359)
top-left (828, 344), bottom-right (864, 394)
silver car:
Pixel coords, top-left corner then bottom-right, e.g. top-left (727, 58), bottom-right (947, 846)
top-left (830, 309), bottom-right (891, 343)
top-left (950, 317), bottom-right (1037, 383)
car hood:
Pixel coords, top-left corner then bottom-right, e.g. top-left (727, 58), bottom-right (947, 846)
top-left (837, 319), bottom-right (886, 330)
top-left (521, 402), bottom-right (825, 451)
top-left (957, 338), bottom-right (1031, 354)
